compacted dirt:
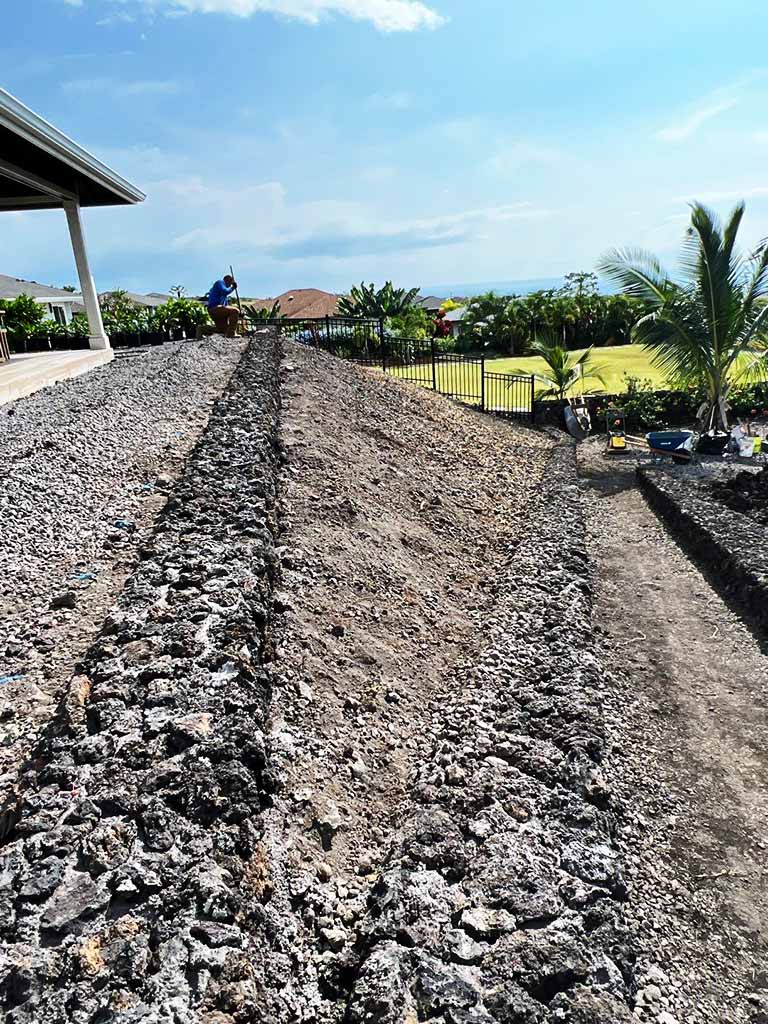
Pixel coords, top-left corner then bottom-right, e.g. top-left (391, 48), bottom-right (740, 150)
top-left (579, 440), bottom-right (768, 1023)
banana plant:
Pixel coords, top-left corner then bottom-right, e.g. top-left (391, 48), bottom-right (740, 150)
top-left (338, 281), bottom-right (420, 318)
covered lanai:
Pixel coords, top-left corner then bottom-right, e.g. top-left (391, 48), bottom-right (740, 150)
top-left (0, 87), bottom-right (145, 353)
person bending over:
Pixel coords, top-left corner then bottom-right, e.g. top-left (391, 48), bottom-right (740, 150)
top-left (206, 274), bottom-right (240, 337)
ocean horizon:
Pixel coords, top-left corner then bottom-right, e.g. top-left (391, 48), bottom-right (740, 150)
top-left (421, 276), bottom-right (617, 298)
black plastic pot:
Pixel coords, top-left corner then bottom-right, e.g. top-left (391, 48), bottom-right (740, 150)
top-left (696, 433), bottom-right (729, 455)
top-left (25, 335), bottom-right (54, 352)
top-left (146, 331), bottom-right (167, 346)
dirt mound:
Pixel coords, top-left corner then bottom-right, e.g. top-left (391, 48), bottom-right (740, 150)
top-left (260, 344), bottom-right (633, 1021)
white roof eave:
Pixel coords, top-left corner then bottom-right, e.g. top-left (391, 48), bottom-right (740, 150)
top-left (0, 88), bottom-right (145, 205)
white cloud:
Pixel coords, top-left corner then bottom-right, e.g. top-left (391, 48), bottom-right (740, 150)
top-left (121, 0), bottom-right (444, 31)
top-left (62, 77), bottom-right (183, 97)
top-left (656, 98), bottom-right (738, 142)
top-left (367, 91), bottom-right (413, 110)
top-left (61, 0), bottom-right (84, 6)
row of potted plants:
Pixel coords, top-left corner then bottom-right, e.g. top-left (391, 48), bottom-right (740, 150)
top-left (0, 293), bottom-right (210, 353)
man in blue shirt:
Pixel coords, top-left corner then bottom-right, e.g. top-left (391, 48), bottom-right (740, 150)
top-left (206, 274), bottom-right (240, 337)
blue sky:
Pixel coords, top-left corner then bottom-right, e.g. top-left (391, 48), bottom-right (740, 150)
top-left (3, 0), bottom-right (768, 296)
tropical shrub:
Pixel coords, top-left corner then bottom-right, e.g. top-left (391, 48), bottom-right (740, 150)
top-left (0, 294), bottom-right (48, 339)
top-left (338, 281), bottom-right (420, 318)
top-left (244, 301), bottom-right (285, 325)
top-left (619, 377), bottom-right (670, 430)
top-left (432, 309), bottom-right (451, 339)
top-left (529, 337), bottom-right (607, 400)
top-left (386, 305), bottom-right (432, 340)
top-left (153, 298), bottom-right (208, 335)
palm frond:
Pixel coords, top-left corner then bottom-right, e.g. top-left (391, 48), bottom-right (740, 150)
top-left (596, 247), bottom-right (672, 305)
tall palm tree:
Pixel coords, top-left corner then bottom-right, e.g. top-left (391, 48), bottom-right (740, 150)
top-left (598, 202), bottom-right (768, 433)
top-left (527, 337), bottom-right (607, 401)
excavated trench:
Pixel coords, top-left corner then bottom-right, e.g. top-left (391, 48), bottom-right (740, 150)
top-left (0, 332), bottom-right (636, 1023)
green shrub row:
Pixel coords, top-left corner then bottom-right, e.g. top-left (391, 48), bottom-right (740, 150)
top-left (0, 293), bottom-right (209, 341)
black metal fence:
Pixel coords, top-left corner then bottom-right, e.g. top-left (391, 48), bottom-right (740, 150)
top-left (259, 316), bottom-right (535, 423)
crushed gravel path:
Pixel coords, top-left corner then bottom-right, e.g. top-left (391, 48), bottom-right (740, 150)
top-left (579, 438), bottom-right (768, 1024)
top-left (0, 338), bottom-right (244, 792)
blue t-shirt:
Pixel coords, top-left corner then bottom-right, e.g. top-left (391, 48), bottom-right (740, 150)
top-left (207, 279), bottom-right (234, 309)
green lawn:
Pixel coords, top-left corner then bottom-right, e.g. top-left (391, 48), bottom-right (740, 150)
top-left (489, 343), bottom-right (665, 395)
top-left (390, 343), bottom-right (665, 398)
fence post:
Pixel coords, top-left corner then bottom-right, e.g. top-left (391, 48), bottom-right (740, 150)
top-left (480, 354), bottom-right (485, 411)
top-left (325, 314), bottom-right (331, 348)
top-left (431, 338), bottom-right (437, 390)
top-left (380, 320), bottom-right (387, 373)
top-left (530, 375), bottom-right (536, 423)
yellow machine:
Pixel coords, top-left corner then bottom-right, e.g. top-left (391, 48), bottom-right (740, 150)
top-left (605, 409), bottom-right (627, 453)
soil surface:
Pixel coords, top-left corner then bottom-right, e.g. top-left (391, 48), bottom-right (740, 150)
top-left (578, 439), bottom-right (768, 1023)
top-left (266, 343), bottom-right (559, 1017)
top-left (0, 338), bottom-right (245, 794)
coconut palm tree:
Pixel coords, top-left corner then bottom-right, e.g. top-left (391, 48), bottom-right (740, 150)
top-left (597, 201), bottom-right (768, 433)
top-left (528, 337), bottom-right (607, 401)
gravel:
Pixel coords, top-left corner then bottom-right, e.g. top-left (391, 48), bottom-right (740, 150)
top-left (0, 334), bottom-right (280, 1021)
top-left (0, 338), bottom-right (244, 788)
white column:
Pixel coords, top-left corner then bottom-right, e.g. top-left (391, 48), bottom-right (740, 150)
top-left (63, 199), bottom-right (109, 351)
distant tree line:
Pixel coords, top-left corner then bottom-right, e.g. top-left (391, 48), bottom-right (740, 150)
top-left (337, 274), bottom-right (648, 354)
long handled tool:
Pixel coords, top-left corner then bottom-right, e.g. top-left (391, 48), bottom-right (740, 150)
top-left (229, 264), bottom-right (243, 316)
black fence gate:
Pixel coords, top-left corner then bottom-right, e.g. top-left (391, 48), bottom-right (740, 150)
top-left (258, 316), bottom-right (535, 423)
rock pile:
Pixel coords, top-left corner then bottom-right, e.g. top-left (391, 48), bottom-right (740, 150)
top-left (638, 467), bottom-right (768, 636)
top-left (0, 336), bottom-right (281, 1021)
top-left (710, 465), bottom-right (768, 523)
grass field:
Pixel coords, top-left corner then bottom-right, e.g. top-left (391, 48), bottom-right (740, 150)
top-left (390, 343), bottom-right (665, 398)
top-left (489, 343), bottom-right (665, 394)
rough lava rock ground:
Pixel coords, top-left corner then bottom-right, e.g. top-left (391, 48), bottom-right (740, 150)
top-left (5, 332), bottom-right (760, 1023)
top-left (0, 338), bottom-right (245, 798)
top-left (0, 335), bottom-right (280, 1022)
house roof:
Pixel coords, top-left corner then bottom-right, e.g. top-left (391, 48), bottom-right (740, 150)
top-left (416, 295), bottom-right (446, 310)
top-left (443, 307), bottom-right (467, 322)
top-left (0, 87), bottom-right (145, 212)
top-left (99, 290), bottom-right (169, 309)
top-left (249, 288), bottom-right (339, 319)
top-left (0, 273), bottom-right (81, 301)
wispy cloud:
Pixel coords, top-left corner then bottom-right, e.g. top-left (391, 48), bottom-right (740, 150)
top-left (97, 11), bottom-right (137, 24)
top-left (60, 0), bottom-right (84, 6)
top-left (484, 141), bottom-right (563, 175)
top-left (673, 185), bottom-right (768, 204)
top-left (656, 98), bottom-right (738, 142)
top-left (63, 77), bottom-right (183, 97)
top-left (367, 91), bottom-right (414, 110)
top-left (119, 0), bottom-right (445, 32)
top-left (268, 203), bottom-right (551, 261)
top-left (146, 167), bottom-right (549, 262)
